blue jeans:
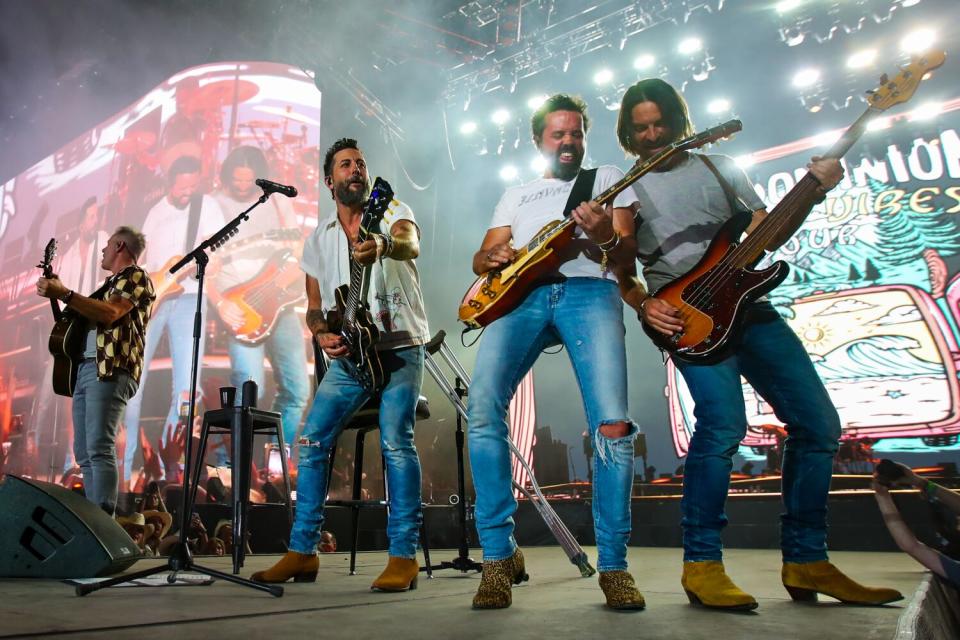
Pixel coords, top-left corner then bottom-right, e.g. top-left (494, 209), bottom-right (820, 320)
top-left (72, 360), bottom-right (138, 515)
top-left (123, 294), bottom-right (206, 482)
top-left (468, 278), bottom-right (637, 571)
top-left (288, 345), bottom-right (424, 558)
top-left (674, 316), bottom-right (841, 563)
top-left (227, 309), bottom-right (309, 448)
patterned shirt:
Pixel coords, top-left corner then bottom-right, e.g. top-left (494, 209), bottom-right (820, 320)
top-left (90, 265), bottom-right (156, 384)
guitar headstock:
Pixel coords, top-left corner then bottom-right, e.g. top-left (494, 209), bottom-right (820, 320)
top-left (38, 238), bottom-right (58, 276)
top-left (866, 51), bottom-right (946, 111)
top-left (675, 119), bottom-right (743, 153)
top-left (361, 177), bottom-right (395, 232)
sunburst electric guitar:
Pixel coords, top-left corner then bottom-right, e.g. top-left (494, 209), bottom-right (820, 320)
top-left (642, 51), bottom-right (947, 363)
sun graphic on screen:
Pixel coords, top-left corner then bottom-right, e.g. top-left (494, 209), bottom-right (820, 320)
top-left (798, 321), bottom-right (833, 349)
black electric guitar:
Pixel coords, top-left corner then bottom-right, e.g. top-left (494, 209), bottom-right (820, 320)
top-left (643, 51), bottom-right (947, 363)
top-left (38, 239), bottom-right (86, 396)
top-left (326, 178), bottom-right (395, 391)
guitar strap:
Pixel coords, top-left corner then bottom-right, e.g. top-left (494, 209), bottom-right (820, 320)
top-left (697, 154), bottom-right (753, 215)
top-left (183, 193), bottom-right (204, 256)
top-left (562, 168), bottom-right (598, 218)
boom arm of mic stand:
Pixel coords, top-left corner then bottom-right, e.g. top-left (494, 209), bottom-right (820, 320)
top-left (168, 194), bottom-right (267, 275)
top-left (423, 332), bottom-right (594, 577)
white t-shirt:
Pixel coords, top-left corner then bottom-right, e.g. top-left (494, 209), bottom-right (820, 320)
top-left (141, 194), bottom-right (226, 295)
top-left (488, 165), bottom-right (640, 280)
top-left (57, 231), bottom-right (109, 295)
top-left (300, 199), bottom-right (430, 351)
top-left (212, 191), bottom-right (299, 290)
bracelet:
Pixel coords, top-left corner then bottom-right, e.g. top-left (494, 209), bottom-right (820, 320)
top-left (596, 230), bottom-right (620, 250)
top-left (380, 233), bottom-right (395, 259)
top-left (62, 290), bottom-right (74, 305)
top-left (371, 234), bottom-right (385, 259)
top-left (639, 296), bottom-right (652, 314)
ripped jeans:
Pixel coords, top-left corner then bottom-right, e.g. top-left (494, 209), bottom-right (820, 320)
top-left (468, 278), bottom-right (637, 571)
top-left (288, 346), bottom-right (424, 558)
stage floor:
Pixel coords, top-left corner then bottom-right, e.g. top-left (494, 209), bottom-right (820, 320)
top-left (0, 547), bottom-right (924, 639)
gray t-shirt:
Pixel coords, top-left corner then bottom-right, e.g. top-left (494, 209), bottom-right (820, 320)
top-left (633, 153), bottom-right (765, 293)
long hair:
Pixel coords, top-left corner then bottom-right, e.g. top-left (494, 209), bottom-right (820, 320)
top-left (616, 79), bottom-right (694, 156)
top-left (219, 145), bottom-right (268, 188)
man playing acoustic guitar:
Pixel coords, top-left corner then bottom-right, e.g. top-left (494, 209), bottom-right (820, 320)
top-left (617, 78), bottom-right (901, 610)
top-left (251, 138), bottom-right (430, 592)
top-left (36, 226), bottom-right (155, 516)
top-left (467, 94), bottom-right (645, 610)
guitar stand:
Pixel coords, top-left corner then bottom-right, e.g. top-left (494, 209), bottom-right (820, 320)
top-left (420, 331), bottom-right (595, 578)
top-left (76, 192), bottom-right (283, 597)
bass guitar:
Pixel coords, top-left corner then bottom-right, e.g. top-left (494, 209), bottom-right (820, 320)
top-left (38, 239), bottom-right (85, 397)
top-left (643, 51), bottom-right (946, 363)
top-left (150, 254), bottom-right (195, 308)
top-left (326, 177), bottom-right (395, 391)
top-left (458, 119), bottom-right (743, 329)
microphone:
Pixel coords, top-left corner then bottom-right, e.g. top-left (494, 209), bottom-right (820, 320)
top-left (255, 178), bottom-right (298, 198)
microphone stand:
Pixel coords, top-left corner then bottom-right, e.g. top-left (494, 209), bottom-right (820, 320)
top-left (76, 192), bottom-right (283, 597)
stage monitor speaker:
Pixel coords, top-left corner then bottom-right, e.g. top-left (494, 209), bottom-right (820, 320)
top-left (0, 475), bottom-right (141, 578)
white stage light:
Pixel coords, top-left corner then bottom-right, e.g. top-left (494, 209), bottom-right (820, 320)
top-left (866, 117), bottom-right (891, 132)
top-left (901, 0), bottom-right (922, 7)
top-left (707, 98), bottom-right (731, 114)
top-left (678, 38), bottom-right (702, 55)
top-left (846, 49), bottom-right (876, 69)
top-left (633, 54), bottom-right (656, 71)
top-left (776, 0), bottom-right (802, 13)
top-left (499, 165), bottom-right (519, 181)
top-left (531, 156), bottom-right (548, 173)
top-left (792, 68), bottom-right (820, 88)
top-left (734, 155), bottom-right (756, 169)
top-left (901, 28), bottom-right (936, 54)
top-left (459, 121), bottom-right (478, 135)
top-left (527, 95), bottom-right (548, 110)
top-left (813, 131), bottom-right (843, 147)
top-left (593, 69), bottom-right (614, 85)
top-left (910, 102), bottom-right (942, 121)
top-left (491, 109), bottom-right (511, 125)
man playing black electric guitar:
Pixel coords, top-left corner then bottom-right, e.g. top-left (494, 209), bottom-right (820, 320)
top-left (36, 226), bottom-right (155, 516)
top-left (617, 78), bottom-right (901, 610)
top-left (251, 138), bottom-right (430, 592)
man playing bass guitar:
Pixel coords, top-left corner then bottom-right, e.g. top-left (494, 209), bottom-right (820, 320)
top-left (251, 138), bottom-right (430, 592)
top-left (617, 78), bottom-right (901, 610)
top-left (35, 226), bottom-right (155, 516)
top-left (467, 94), bottom-right (645, 610)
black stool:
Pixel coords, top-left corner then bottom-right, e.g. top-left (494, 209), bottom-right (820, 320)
top-left (325, 396), bottom-right (433, 577)
top-left (190, 406), bottom-right (293, 574)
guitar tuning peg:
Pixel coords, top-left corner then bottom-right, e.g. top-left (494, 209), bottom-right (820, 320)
top-left (880, 73), bottom-right (889, 84)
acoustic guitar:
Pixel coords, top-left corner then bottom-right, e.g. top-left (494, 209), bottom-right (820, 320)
top-left (643, 51), bottom-right (947, 363)
top-left (458, 119), bottom-right (743, 329)
top-left (38, 239), bottom-right (86, 397)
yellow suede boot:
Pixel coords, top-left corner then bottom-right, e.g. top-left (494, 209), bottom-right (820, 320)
top-left (251, 551), bottom-right (319, 583)
top-left (681, 561), bottom-right (758, 611)
top-left (782, 561), bottom-right (903, 605)
top-left (371, 556), bottom-right (420, 592)
top-left (472, 548), bottom-right (529, 609)
top-left (598, 570), bottom-right (646, 610)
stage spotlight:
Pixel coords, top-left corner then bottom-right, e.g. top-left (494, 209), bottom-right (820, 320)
top-left (527, 94), bottom-right (548, 110)
top-left (910, 101), bottom-right (942, 121)
top-left (707, 98), bottom-right (730, 114)
top-left (531, 156), bottom-right (548, 172)
top-left (901, 28), bottom-right (936, 54)
top-left (499, 165), bottom-right (519, 181)
top-left (734, 155), bottom-right (756, 169)
top-left (900, 0), bottom-right (922, 7)
top-left (459, 121), bottom-right (478, 135)
top-left (792, 68), bottom-right (820, 88)
top-left (593, 68), bottom-right (614, 85)
top-left (866, 116), bottom-right (891, 132)
top-left (776, 0), bottom-right (802, 13)
top-left (677, 37), bottom-right (702, 55)
top-left (491, 109), bottom-right (511, 125)
top-left (846, 49), bottom-right (877, 69)
top-left (633, 54), bottom-right (656, 71)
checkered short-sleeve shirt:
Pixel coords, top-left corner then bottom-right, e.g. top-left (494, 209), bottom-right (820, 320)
top-left (92, 265), bottom-right (156, 384)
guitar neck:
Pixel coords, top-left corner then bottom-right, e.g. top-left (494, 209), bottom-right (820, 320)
top-left (343, 223), bottom-right (376, 327)
top-left (734, 106), bottom-right (878, 266)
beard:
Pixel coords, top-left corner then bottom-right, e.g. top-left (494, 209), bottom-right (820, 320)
top-left (549, 144), bottom-right (584, 181)
top-left (335, 176), bottom-right (371, 206)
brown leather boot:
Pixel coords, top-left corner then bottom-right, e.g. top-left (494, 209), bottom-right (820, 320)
top-left (371, 556), bottom-right (420, 592)
top-left (472, 548), bottom-right (529, 609)
top-left (598, 570), bottom-right (646, 610)
top-left (782, 561), bottom-right (903, 605)
top-left (250, 551), bottom-right (319, 583)
top-left (681, 561), bottom-right (758, 611)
